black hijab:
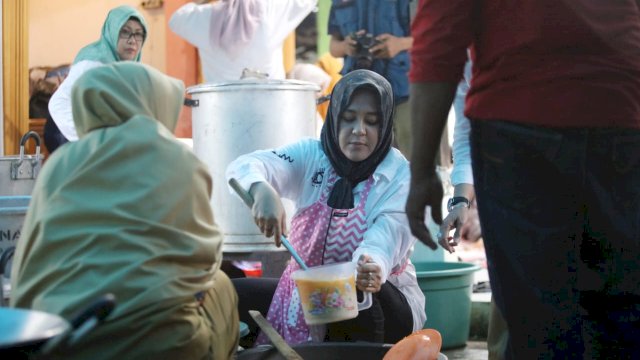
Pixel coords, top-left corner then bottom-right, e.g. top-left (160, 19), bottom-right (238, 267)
top-left (320, 69), bottom-right (394, 209)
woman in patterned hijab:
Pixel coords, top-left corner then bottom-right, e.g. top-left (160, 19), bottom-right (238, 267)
top-left (321, 69), bottom-right (395, 209)
top-left (227, 69), bottom-right (425, 346)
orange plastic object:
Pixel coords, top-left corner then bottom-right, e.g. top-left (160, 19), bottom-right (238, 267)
top-left (243, 268), bottom-right (263, 278)
top-left (383, 334), bottom-right (438, 360)
top-left (412, 328), bottom-right (443, 354)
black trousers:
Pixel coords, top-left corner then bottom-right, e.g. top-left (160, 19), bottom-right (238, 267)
top-left (232, 277), bottom-right (413, 345)
top-left (471, 120), bottom-right (640, 359)
top-left (43, 113), bottom-right (69, 154)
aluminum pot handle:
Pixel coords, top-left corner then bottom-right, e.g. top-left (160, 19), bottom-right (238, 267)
top-left (19, 131), bottom-right (42, 161)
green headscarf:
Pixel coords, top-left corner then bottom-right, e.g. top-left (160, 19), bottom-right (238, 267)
top-left (71, 61), bottom-right (181, 137)
top-left (74, 5), bottom-right (147, 64)
top-left (11, 62), bottom-right (224, 358)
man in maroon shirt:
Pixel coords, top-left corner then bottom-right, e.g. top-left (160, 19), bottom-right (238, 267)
top-left (406, 1), bottom-right (640, 358)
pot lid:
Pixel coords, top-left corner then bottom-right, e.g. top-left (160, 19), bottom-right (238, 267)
top-left (0, 308), bottom-right (70, 349)
top-left (186, 79), bottom-right (321, 94)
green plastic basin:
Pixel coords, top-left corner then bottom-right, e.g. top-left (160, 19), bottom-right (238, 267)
top-left (415, 261), bottom-right (480, 349)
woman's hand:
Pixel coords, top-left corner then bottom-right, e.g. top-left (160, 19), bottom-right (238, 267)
top-left (356, 254), bottom-right (382, 293)
top-left (438, 205), bottom-right (482, 253)
top-left (249, 182), bottom-right (287, 247)
top-left (459, 207), bottom-right (482, 243)
top-left (437, 204), bottom-right (470, 253)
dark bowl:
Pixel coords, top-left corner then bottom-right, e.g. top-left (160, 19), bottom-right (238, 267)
top-left (236, 342), bottom-right (392, 360)
top-left (236, 342), bottom-right (448, 360)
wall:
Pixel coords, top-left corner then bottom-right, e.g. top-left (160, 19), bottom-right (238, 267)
top-left (316, 0), bottom-right (330, 57)
top-left (0, 2), bottom-right (3, 155)
top-left (29, 0), bottom-right (166, 72)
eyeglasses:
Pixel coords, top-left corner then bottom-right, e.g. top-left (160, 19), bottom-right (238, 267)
top-left (119, 29), bottom-right (145, 43)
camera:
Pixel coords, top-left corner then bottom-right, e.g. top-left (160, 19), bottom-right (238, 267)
top-left (351, 33), bottom-right (380, 70)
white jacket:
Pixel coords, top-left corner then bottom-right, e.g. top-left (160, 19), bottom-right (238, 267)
top-left (226, 138), bottom-right (427, 330)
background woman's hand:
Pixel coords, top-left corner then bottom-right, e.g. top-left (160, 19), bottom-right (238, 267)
top-left (438, 205), bottom-right (482, 253)
top-left (459, 207), bottom-right (482, 243)
top-left (356, 254), bottom-right (382, 293)
top-left (437, 204), bottom-right (470, 253)
top-left (249, 181), bottom-right (287, 247)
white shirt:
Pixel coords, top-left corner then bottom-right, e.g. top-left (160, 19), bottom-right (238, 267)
top-left (48, 60), bottom-right (103, 141)
top-left (451, 59), bottom-right (474, 186)
top-left (451, 116), bottom-right (473, 186)
top-left (226, 138), bottom-right (427, 330)
top-left (169, 0), bottom-right (317, 83)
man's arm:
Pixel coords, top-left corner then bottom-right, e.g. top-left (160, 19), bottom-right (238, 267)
top-left (405, 82), bottom-right (458, 249)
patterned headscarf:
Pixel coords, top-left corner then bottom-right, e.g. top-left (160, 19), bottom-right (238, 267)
top-left (74, 5), bottom-right (148, 64)
top-left (320, 69), bottom-right (394, 209)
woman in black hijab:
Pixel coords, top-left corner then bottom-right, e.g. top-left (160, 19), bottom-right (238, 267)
top-left (227, 70), bottom-right (425, 345)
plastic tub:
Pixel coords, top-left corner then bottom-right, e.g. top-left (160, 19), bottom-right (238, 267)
top-left (415, 261), bottom-right (480, 349)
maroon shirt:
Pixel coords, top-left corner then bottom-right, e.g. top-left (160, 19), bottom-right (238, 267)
top-left (409, 0), bottom-right (640, 128)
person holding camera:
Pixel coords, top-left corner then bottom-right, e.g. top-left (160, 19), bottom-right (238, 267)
top-left (328, 0), bottom-right (414, 158)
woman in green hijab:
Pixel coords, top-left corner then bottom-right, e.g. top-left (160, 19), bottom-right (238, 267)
top-left (11, 62), bottom-right (239, 360)
top-left (46, 5), bottom-right (148, 150)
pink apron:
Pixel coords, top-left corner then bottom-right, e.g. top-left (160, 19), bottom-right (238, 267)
top-left (256, 169), bottom-right (374, 345)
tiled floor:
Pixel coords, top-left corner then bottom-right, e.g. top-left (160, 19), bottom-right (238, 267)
top-left (443, 341), bottom-right (489, 360)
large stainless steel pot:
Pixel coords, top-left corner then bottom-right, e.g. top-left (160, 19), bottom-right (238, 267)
top-left (187, 79), bottom-right (320, 253)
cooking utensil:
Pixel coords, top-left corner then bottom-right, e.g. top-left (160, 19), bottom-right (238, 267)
top-left (228, 178), bottom-right (308, 270)
top-left (35, 293), bottom-right (116, 358)
top-left (0, 293), bottom-right (116, 359)
top-left (0, 308), bottom-right (69, 352)
top-left (248, 310), bottom-right (303, 360)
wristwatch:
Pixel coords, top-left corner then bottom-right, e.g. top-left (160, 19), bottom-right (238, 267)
top-left (447, 196), bottom-right (470, 212)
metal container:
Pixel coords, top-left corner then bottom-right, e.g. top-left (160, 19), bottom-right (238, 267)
top-left (0, 196), bottom-right (30, 259)
top-left (0, 132), bottom-right (42, 196)
top-left (0, 196), bottom-right (30, 304)
top-left (187, 79), bottom-right (320, 253)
